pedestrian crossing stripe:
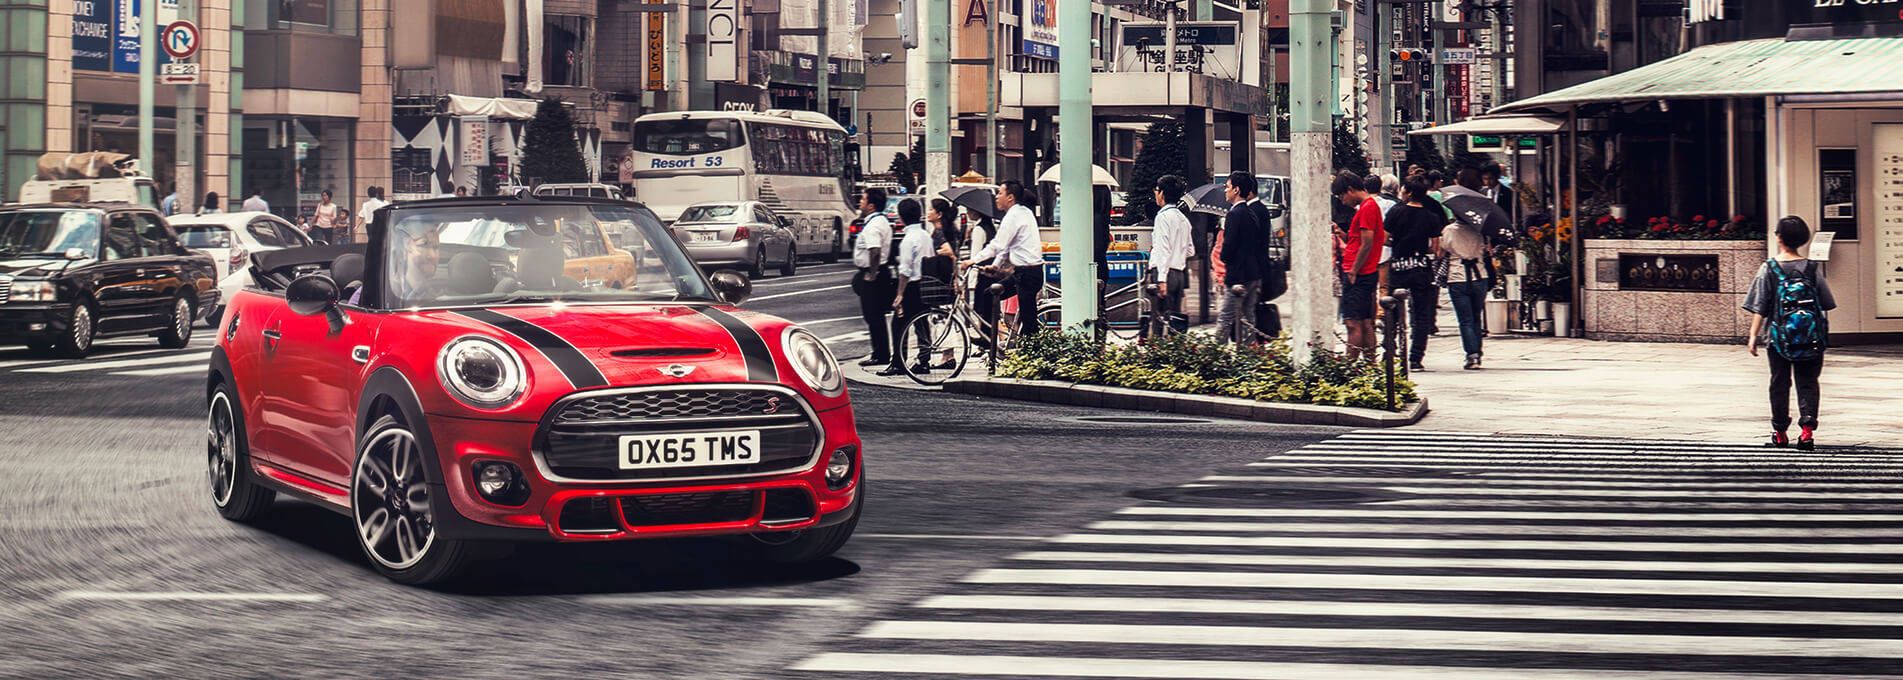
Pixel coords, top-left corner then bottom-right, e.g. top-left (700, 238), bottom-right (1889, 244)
top-left (17, 351), bottom-right (210, 374)
top-left (791, 430), bottom-right (1903, 677)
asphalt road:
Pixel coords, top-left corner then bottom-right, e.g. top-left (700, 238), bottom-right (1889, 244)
top-left (0, 262), bottom-right (1343, 678)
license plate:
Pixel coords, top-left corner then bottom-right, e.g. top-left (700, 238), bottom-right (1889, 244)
top-left (619, 430), bottom-right (761, 470)
top-left (689, 231), bottom-right (721, 243)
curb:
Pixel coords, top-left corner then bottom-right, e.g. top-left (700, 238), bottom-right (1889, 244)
top-left (941, 376), bottom-right (1428, 428)
top-left (841, 361), bottom-right (945, 392)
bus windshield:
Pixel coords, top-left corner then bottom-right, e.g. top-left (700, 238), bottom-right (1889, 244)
top-left (634, 118), bottom-right (745, 155)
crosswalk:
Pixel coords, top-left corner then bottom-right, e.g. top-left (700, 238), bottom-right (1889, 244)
top-left (793, 430), bottom-right (1903, 678)
top-left (0, 334), bottom-right (216, 379)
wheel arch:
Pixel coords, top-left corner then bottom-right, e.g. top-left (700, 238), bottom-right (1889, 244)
top-left (356, 367), bottom-right (445, 486)
top-left (206, 346), bottom-right (233, 401)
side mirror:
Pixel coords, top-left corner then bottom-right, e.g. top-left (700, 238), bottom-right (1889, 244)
top-left (709, 270), bottom-right (753, 305)
top-left (63, 248), bottom-right (89, 260)
top-left (287, 274), bottom-right (341, 316)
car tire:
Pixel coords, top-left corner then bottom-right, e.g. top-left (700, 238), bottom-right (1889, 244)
top-left (353, 414), bottom-right (485, 586)
top-left (779, 245), bottom-right (798, 276)
top-left (748, 248), bottom-right (767, 280)
top-left (157, 296), bottom-right (194, 348)
top-left (51, 302), bottom-right (96, 359)
top-left (747, 479), bottom-right (861, 564)
top-left (203, 304), bottom-right (224, 330)
top-left (821, 223), bottom-right (842, 264)
top-left (209, 384), bottom-right (275, 522)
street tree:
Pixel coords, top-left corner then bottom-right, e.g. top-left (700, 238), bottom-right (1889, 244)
top-left (521, 98), bottom-right (589, 185)
top-left (1125, 120), bottom-right (1187, 223)
top-left (1332, 119), bottom-right (1371, 177)
top-left (909, 136), bottom-right (926, 190)
top-left (1405, 135), bottom-right (1447, 174)
top-left (887, 152), bottom-right (916, 192)
top-left (1444, 135), bottom-right (1495, 173)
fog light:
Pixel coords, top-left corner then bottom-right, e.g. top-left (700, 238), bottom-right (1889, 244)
top-left (27, 323), bottom-right (45, 331)
top-left (473, 461), bottom-right (528, 505)
top-left (825, 446), bottom-right (855, 489)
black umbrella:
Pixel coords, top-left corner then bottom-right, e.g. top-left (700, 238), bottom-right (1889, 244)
top-left (939, 185), bottom-right (1001, 220)
top-left (1182, 182), bottom-right (1230, 216)
top-left (1438, 186), bottom-right (1516, 246)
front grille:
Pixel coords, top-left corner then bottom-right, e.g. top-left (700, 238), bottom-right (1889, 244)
top-left (557, 390), bottom-right (789, 423)
top-left (0, 275), bottom-right (11, 305)
top-left (540, 387), bottom-right (822, 481)
top-left (620, 491), bottom-right (755, 526)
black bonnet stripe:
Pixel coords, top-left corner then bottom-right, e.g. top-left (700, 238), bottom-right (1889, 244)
top-left (693, 307), bottom-right (778, 382)
top-left (453, 309), bottom-right (608, 389)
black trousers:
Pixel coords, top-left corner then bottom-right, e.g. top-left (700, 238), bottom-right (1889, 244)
top-left (888, 284), bottom-right (927, 367)
top-left (1768, 349), bottom-right (1824, 431)
top-left (975, 264), bottom-right (1045, 338)
top-left (1401, 282), bottom-right (1439, 363)
top-left (852, 267), bottom-right (895, 361)
top-left (1142, 269), bottom-right (1187, 339)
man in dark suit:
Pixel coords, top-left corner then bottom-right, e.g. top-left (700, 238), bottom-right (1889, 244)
top-left (1217, 171), bottom-right (1269, 344)
top-left (1246, 179), bottom-right (1286, 337)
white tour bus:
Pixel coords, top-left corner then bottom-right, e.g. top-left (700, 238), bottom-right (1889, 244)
top-left (628, 109), bottom-right (854, 262)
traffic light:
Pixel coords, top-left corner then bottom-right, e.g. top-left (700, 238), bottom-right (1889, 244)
top-left (1391, 48), bottom-right (1428, 63)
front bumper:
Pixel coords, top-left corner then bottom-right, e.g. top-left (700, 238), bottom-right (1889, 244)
top-left (0, 304), bottom-right (73, 343)
top-left (428, 393), bottom-right (861, 542)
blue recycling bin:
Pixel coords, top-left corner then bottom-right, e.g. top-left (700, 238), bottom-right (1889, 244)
top-left (1040, 251), bottom-right (1150, 329)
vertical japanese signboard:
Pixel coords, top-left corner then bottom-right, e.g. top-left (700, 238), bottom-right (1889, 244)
top-left (1023, 0), bottom-right (1057, 59)
top-left (645, 0), bottom-right (668, 91)
top-left (1875, 125), bottom-right (1903, 318)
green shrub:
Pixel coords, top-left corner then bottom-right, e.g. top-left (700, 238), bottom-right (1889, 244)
top-left (997, 331), bottom-right (1418, 412)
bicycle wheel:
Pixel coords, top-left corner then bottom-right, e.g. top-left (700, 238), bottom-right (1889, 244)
top-left (899, 309), bottom-right (969, 386)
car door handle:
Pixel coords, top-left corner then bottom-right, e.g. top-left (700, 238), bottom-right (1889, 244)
top-left (262, 328), bottom-right (282, 349)
top-left (352, 346), bottom-right (370, 364)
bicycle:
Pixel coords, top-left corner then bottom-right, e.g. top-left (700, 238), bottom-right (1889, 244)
top-left (895, 273), bottom-right (1021, 386)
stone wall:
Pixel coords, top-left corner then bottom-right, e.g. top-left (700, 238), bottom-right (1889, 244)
top-left (1581, 239), bottom-right (1770, 344)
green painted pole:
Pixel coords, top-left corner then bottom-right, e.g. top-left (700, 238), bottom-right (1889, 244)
top-left (139, 0), bottom-right (156, 171)
top-left (1057, 0), bottom-right (1094, 331)
top-left (1288, 0), bottom-right (1336, 364)
top-left (925, 0), bottom-right (950, 195)
top-left (817, 0), bottom-right (829, 119)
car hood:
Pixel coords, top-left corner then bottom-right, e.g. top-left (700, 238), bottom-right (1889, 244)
top-left (419, 304), bottom-right (793, 388)
top-left (0, 258), bottom-right (77, 278)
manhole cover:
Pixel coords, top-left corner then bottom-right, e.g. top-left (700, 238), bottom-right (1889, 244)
top-left (1128, 486), bottom-right (1387, 506)
top-left (1070, 415), bottom-right (1214, 425)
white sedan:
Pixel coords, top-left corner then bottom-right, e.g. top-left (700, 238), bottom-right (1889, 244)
top-left (170, 211), bottom-right (312, 326)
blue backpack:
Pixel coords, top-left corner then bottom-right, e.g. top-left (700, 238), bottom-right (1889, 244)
top-left (1767, 259), bottom-right (1827, 361)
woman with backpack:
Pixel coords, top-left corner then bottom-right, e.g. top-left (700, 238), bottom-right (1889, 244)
top-left (1744, 216), bottom-right (1836, 450)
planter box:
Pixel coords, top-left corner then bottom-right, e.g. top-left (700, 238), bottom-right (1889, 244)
top-left (1582, 239), bottom-right (1768, 344)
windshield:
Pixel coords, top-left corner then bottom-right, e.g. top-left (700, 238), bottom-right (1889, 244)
top-left (0, 211), bottom-right (103, 257)
top-left (176, 225), bottom-right (233, 249)
top-left (678, 205), bottom-right (742, 223)
top-left (381, 204), bottom-right (714, 309)
top-left (633, 118), bottom-right (745, 155)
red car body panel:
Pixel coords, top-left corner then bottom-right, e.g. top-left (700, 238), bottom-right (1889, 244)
top-left (219, 287), bottom-right (861, 542)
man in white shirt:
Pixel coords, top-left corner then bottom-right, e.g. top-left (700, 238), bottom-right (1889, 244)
top-left (353, 185), bottom-right (389, 245)
top-left (851, 188), bottom-right (896, 366)
top-left (241, 189), bottom-right (269, 214)
top-left (962, 181), bottom-right (1045, 338)
top-left (1145, 174), bottom-right (1193, 339)
top-left (880, 199), bottom-right (934, 376)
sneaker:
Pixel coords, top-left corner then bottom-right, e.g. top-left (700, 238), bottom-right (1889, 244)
top-left (1408, 360), bottom-right (1425, 372)
top-left (1766, 431), bottom-right (1789, 448)
top-left (1463, 354), bottom-right (1480, 370)
top-left (1797, 426), bottom-right (1816, 451)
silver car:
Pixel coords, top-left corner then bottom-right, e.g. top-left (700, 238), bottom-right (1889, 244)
top-left (672, 201), bottom-right (798, 278)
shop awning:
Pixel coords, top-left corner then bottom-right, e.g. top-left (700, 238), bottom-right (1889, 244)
top-left (1495, 37), bottom-right (1903, 114)
top-left (444, 95), bottom-right (538, 121)
top-left (1407, 115), bottom-right (1568, 136)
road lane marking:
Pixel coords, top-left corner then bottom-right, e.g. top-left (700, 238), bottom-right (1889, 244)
top-left (1051, 533), bottom-right (1903, 553)
top-left (1247, 460), bottom-right (1903, 470)
top-left (1006, 550), bottom-right (1903, 575)
top-left (857, 621), bottom-right (1903, 659)
top-left (962, 568), bottom-right (1903, 599)
top-left (0, 347), bottom-right (179, 369)
top-left (20, 351), bottom-right (211, 374)
top-left (822, 330), bottom-right (870, 345)
top-left (749, 283), bottom-right (853, 302)
top-left (1371, 498), bottom-right (1903, 509)
top-left (1113, 507), bottom-right (1903, 522)
top-left (794, 653), bottom-right (1903, 679)
top-left (113, 364), bottom-right (208, 377)
top-left (1085, 520), bottom-right (1903, 538)
top-left (579, 595), bottom-right (856, 608)
top-left (858, 533), bottom-right (1048, 541)
top-left (796, 315), bottom-right (864, 327)
top-left (57, 590), bottom-right (328, 603)
top-left (1373, 486), bottom-right (1903, 500)
top-left (1200, 475), bottom-right (1903, 489)
top-left (1282, 448), bottom-right (1903, 462)
top-left (750, 270), bottom-right (856, 287)
top-left (913, 594), bottom-right (1903, 626)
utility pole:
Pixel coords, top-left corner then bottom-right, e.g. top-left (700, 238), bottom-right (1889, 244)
top-left (1056, 0), bottom-right (1095, 330)
top-left (985, 0), bottom-right (998, 180)
top-left (1430, 1), bottom-right (1446, 125)
top-left (1288, 0), bottom-right (1334, 364)
top-left (925, 0), bottom-right (950, 195)
top-left (138, 1), bottom-right (156, 176)
top-left (175, 0), bottom-right (198, 217)
top-left (817, 0), bottom-right (829, 119)
top-left (1372, 0), bottom-right (1392, 173)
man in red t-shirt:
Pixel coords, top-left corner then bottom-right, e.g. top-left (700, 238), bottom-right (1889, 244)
top-left (1331, 171), bottom-right (1385, 360)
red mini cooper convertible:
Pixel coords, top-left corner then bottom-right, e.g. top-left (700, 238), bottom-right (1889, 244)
top-left (206, 197), bottom-right (861, 585)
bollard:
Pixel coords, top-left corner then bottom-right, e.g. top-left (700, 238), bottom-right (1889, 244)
top-left (1390, 288), bottom-right (1412, 380)
top-left (1378, 294), bottom-right (1401, 411)
top-left (987, 282), bottom-right (1007, 374)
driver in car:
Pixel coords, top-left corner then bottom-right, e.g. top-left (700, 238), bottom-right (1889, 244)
top-left (391, 224), bottom-right (444, 305)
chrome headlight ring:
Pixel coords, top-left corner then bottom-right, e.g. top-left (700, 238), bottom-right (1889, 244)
top-left (437, 335), bottom-right (528, 409)
top-left (782, 326), bottom-right (844, 397)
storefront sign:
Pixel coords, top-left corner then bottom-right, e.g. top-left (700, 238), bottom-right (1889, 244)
top-left (1875, 124), bottom-right (1903, 318)
top-left (645, 0), bottom-right (668, 91)
top-left (1820, 148), bottom-right (1858, 238)
top-left (1024, 0), bottom-right (1058, 60)
top-left (714, 82), bottom-right (764, 111)
top-left (1793, 0), bottom-right (1903, 26)
top-left (1116, 22), bottom-right (1242, 80)
top-left (1440, 47), bottom-right (1476, 65)
top-left (72, 0), bottom-right (113, 72)
top-left (706, 0), bottom-right (740, 81)
top-left (459, 117), bottom-right (489, 167)
top-left (112, 0), bottom-right (143, 73)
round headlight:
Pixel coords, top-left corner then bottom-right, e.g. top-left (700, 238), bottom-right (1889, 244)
top-left (783, 327), bottom-right (844, 397)
top-left (438, 336), bottom-right (527, 408)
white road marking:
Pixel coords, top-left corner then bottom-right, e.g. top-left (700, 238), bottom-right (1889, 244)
top-left (0, 347), bottom-right (178, 369)
top-left (1372, 498), bottom-right (1903, 509)
top-left (1247, 460), bottom-right (1903, 470)
top-left (1199, 475), bottom-right (1903, 489)
top-left (1113, 506), bottom-right (1903, 522)
top-left (19, 351), bottom-right (211, 374)
top-left (1285, 448), bottom-right (1903, 462)
top-left (1085, 520), bottom-right (1903, 538)
top-left (794, 653), bottom-right (1903, 679)
top-left (1375, 486), bottom-right (1903, 500)
top-left (822, 330), bottom-right (871, 345)
top-left (579, 595), bottom-right (856, 608)
top-left (1007, 550), bottom-right (1903, 575)
top-left (750, 270), bottom-right (856, 287)
top-left (795, 315), bottom-right (864, 327)
top-left (112, 364), bottom-right (208, 377)
top-left (1051, 533), bottom-right (1903, 553)
top-left (749, 283), bottom-right (853, 302)
top-left (964, 568), bottom-right (1903, 599)
top-left (914, 594), bottom-right (1903, 627)
top-left (857, 533), bottom-right (1049, 541)
top-left (57, 590), bottom-right (328, 603)
top-left (857, 620), bottom-right (1903, 659)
